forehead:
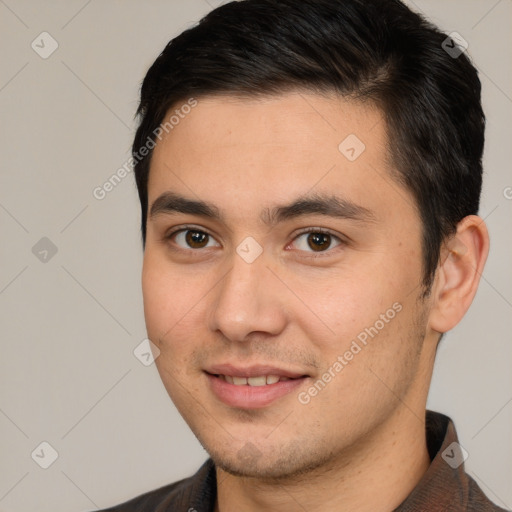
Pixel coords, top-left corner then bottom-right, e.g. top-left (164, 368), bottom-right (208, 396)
top-left (147, 92), bottom-right (416, 225)
top-left (152, 92), bottom-right (385, 165)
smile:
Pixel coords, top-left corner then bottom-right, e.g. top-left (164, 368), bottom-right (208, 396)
top-left (205, 370), bottom-right (309, 409)
top-left (214, 374), bottom-right (295, 386)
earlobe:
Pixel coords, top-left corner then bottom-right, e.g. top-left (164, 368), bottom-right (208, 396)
top-left (428, 215), bottom-right (490, 334)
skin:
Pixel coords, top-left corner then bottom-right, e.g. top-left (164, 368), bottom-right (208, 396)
top-left (142, 92), bottom-right (489, 512)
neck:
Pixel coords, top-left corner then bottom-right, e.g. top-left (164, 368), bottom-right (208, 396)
top-left (214, 405), bottom-right (431, 512)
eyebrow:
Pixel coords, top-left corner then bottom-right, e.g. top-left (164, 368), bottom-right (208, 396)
top-left (149, 191), bottom-right (376, 227)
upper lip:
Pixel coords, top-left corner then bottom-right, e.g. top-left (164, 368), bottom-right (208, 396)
top-left (205, 363), bottom-right (309, 379)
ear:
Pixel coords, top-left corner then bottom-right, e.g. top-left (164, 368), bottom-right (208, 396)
top-left (428, 215), bottom-right (490, 334)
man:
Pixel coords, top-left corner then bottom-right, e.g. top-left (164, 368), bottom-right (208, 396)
top-left (98, 0), bottom-right (507, 510)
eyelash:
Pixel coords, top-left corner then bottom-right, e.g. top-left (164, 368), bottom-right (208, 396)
top-left (163, 225), bottom-right (345, 259)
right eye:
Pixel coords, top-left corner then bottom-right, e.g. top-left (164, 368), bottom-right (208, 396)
top-left (165, 227), bottom-right (221, 251)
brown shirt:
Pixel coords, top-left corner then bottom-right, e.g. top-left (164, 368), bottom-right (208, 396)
top-left (97, 411), bottom-right (509, 512)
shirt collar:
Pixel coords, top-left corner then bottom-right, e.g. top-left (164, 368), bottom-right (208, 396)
top-left (394, 410), bottom-right (471, 511)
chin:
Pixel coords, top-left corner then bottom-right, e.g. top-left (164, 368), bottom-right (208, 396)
top-left (205, 441), bottom-right (337, 481)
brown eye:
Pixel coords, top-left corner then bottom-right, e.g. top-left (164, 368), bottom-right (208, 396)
top-left (307, 232), bottom-right (331, 251)
top-left (171, 229), bottom-right (220, 250)
top-left (185, 230), bottom-right (209, 248)
top-left (292, 229), bottom-right (342, 255)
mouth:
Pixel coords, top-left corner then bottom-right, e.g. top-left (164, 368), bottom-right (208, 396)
top-left (204, 365), bottom-right (310, 408)
top-left (209, 373), bottom-right (300, 386)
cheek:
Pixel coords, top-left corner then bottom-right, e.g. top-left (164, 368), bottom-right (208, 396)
top-left (298, 299), bottom-right (425, 429)
top-left (143, 257), bottom-right (203, 398)
top-left (294, 257), bottom-right (421, 382)
top-left (142, 262), bottom-right (168, 338)
top-left (142, 251), bottom-right (213, 367)
top-left (292, 265), bottom-right (398, 344)
top-left (141, 250), bottom-right (214, 411)
top-left (142, 252), bottom-right (188, 340)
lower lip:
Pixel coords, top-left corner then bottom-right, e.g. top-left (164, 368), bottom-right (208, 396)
top-left (205, 373), bottom-right (308, 409)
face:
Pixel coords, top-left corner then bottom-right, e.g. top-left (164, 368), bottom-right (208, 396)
top-left (142, 92), bottom-right (435, 479)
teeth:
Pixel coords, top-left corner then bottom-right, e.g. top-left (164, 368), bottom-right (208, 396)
top-left (247, 376), bottom-right (267, 387)
top-left (220, 374), bottom-right (288, 385)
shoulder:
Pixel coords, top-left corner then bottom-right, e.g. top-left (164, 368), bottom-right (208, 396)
top-left (96, 478), bottom-right (191, 511)
top-left (466, 475), bottom-right (510, 512)
top-left (92, 459), bottom-right (216, 512)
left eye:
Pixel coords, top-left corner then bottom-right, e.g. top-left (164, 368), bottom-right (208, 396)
top-left (291, 231), bottom-right (342, 253)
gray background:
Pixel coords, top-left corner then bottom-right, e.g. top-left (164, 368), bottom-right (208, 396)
top-left (0, 1), bottom-right (511, 511)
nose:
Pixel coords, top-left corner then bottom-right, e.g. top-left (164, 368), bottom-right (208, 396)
top-left (208, 250), bottom-right (288, 343)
